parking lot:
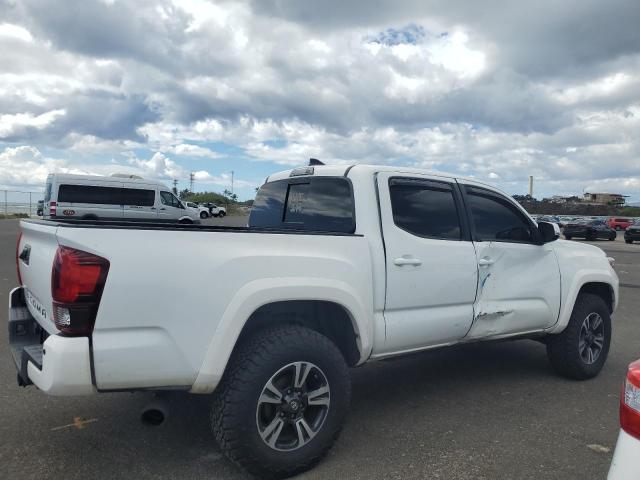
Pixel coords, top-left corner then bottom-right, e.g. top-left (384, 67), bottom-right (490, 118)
top-left (1, 218), bottom-right (639, 479)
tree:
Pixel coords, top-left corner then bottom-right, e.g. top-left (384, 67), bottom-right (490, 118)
top-left (223, 189), bottom-right (238, 202)
top-left (178, 188), bottom-right (191, 200)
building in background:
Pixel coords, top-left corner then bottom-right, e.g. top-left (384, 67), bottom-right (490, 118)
top-left (583, 193), bottom-right (628, 206)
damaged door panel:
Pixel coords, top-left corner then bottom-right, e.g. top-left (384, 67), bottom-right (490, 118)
top-left (460, 183), bottom-right (562, 340)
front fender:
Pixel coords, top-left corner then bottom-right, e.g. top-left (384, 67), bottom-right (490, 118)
top-left (190, 277), bottom-right (373, 394)
top-left (547, 268), bottom-right (618, 334)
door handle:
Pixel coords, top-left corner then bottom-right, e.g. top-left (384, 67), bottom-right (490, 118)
top-left (394, 256), bottom-right (422, 266)
top-left (478, 257), bottom-right (495, 267)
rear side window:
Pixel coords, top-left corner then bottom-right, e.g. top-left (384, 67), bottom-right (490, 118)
top-left (389, 178), bottom-right (461, 240)
top-left (58, 185), bottom-right (122, 204)
top-left (249, 177), bottom-right (355, 233)
top-left (466, 187), bottom-right (534, 242)
top-left (58, 185), bottom-right (155, 206)
top-left (44, 181), bottom-right (52, 202)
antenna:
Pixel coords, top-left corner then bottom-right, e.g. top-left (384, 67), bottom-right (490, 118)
top-left (189, 172), bottom-right (194, 192)
top-left (309, 158), bottom-right (324, 166)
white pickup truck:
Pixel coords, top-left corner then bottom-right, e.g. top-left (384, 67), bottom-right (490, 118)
top-left (10, 164), bottom-right (618, 478)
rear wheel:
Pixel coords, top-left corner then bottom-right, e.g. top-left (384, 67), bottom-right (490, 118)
top-left (546, 293), bottom-right (611, 380)
top-left (608, 233), bottom-right (616, 241)
top-left (211, 325), bottom-right (351, 478)
top-left (626, 239), bottom-right (634, 244)
top-left (564, 235), bottom-right (572, 240)
top-left (200, 211), bottom-right (209, 219)
top-left (219, 211), bottom-right (226, 217)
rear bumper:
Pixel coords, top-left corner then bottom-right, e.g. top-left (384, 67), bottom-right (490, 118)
top-left (624, 231), bottom-right (640, 240)
top-left (608, 430), bottom-right (640, 479)
top-left (8, 287), bottom-right (95, 396)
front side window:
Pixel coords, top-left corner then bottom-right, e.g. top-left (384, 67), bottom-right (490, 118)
top-left (249, 177), bottom-right (355, 233)
top-left (466, 187), bottom-right (534, 243)
top-left (160, 191), bottom-right (182, 208)
top-left (389, 178), bottom-right (461, 240)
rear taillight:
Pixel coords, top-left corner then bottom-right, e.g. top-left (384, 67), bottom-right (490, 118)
top-left (51, 246), bottom-right (109, 336)
top-left (49, 201), bottom-right (56, 217)
top-left (621, 360), bottom-right (640, 440)
top-left (16, 231), bottom-right (23, 285)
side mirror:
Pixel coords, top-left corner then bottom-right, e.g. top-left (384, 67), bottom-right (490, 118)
top-left (538, 221), bottom-right (560, 243)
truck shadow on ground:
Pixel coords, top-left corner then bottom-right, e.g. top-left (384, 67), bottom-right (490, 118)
top-left (30, 339), bottom-right (575, 479)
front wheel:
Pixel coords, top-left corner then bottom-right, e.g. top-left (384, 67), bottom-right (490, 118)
top-left (219, 211), bottom-right (226, 217)
top-left (546, 293), bottom-right (611, 380)
top-left (211, 325), bottom-right (351, 478)
top-left (200, 211), bottom-right (209, 219)
top-left (626, 239), bottom-right (634, 244)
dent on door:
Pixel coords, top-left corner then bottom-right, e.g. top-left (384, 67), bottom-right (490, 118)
top-left (465, 241), bottom-right (561, 339)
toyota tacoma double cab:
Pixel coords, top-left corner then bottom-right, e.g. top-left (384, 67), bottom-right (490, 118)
top-left (10, 163), bottom-right (619, 478)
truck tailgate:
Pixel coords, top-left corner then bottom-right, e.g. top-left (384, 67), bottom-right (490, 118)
top-left (17, 220), bottom-right (59, 334)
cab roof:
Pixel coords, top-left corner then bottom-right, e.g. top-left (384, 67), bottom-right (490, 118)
top-left (265, 164), bottom-right (493, 190)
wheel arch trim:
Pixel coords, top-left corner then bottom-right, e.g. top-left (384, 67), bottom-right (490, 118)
top-left (547, 271), bottom-right (618, 334)
top-left (190, 277), bottom-right (372, 393)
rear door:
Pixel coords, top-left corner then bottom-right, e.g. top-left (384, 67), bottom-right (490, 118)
top-left (377, 172), bottom-right (478, 353)
top-left (122, 184), bottom-right (158, 221)
top-left (460, 182), bottom-right (561, 338)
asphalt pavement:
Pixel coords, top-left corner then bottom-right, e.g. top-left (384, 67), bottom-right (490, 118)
top-left (1, 218), bottom-right (639, 479)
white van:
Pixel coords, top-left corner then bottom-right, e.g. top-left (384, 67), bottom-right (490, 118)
top-left (43, 173), bottom-right (199, 223)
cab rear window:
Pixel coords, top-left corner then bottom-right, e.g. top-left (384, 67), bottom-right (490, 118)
top-left (249, 177), bottom-right (355, 233)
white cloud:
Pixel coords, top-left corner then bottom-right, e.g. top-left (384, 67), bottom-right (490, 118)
top-left (0, 110), bottom-right (66, 138)
top-left (0, 23), bottom-right (34, 43)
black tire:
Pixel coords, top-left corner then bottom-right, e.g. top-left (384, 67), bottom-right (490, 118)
top-left (211, 325), bottom-right (351, 479)
top-left (608, 234), bottom-right (615, 241)
top-left (546, 293), bottom-right (611, 380)
top-left (200, 211), bottom-right (209, 219)
top-left (564, 235), bottom-right (572, 240)
top-left (178, 218), bottom-right (193, 224)
top-left (626, 239), bottom-right (633, 244)
top-left (219, 211), bottom-right (226, 217)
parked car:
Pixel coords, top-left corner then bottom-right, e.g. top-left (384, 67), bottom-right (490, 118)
top-left (36, 200), bottom-right (44, 216)
top-left (184, 201), bottom-right (210, 219)
top-left (537, 215), bottom-right (564, 228)
top-left (607, 217), bottom-right (633, 230)
top-left (43, 173), bottom-right (198, 223)
top-left (624, 220), bottom-right (640, 244)
top-left (563, 219), bottom-right (616, 241)
top-left (210, 204), bottom-right (226, 217)
top-left (607, 359), bottom-right (640, 479)
top-left (12, 163), bottom-right (619, 478)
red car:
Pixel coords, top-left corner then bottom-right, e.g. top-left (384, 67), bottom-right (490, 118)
top-left (607, 217), bottom-right (633, 230)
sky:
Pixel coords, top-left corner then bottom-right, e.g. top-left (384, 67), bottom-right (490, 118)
top-left (0, 0), bottom-right (639, 202)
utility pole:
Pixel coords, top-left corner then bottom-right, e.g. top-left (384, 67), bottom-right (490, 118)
top-left (172, 179), bottom-right (178, 194)
top-left (189, 172), bottom-right (194, 192)
top-left (231, 170), bottom-right (234, 195)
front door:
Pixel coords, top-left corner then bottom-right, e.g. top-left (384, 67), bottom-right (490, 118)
top-left (158, 191), bottom-right (186, 221)
top-left (460, 182), bottom-right (561, 339)
top-left (377, 172), bottom-right (478, 354)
